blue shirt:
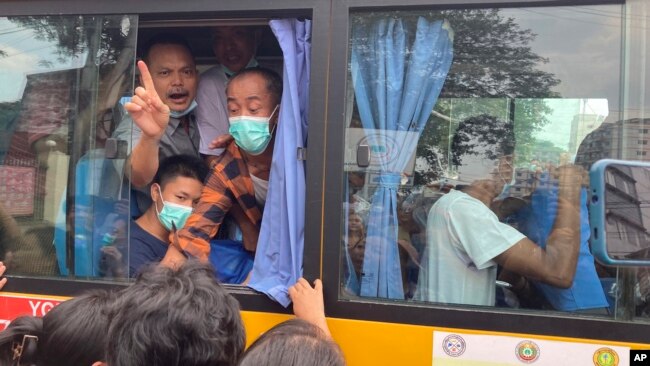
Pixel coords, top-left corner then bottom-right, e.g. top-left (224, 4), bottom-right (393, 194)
top-left (128, 220), bottom-right (169, 278)
top-left (509, 183), bottom-right (608, 311)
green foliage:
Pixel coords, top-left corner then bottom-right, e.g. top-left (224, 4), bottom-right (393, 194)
top-left (414, 9), bottom-right (561, 185)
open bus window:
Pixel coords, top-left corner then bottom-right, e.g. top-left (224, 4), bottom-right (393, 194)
top-left (339, 4), bottom-right (650, 320)
top-left (0, 14), bottom-right (137, 279)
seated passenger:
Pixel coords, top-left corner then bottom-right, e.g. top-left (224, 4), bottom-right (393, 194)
top-left (0, 289), bottom-right (115, 366)
top-left (414, 115), bottom-right (582, 307)
top-left (103, 260), bottom-right (245, 366)
top-left (101, 154), bottom-right (207, 278)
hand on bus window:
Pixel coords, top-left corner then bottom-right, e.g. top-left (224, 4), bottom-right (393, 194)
top-left (124, 60), bottom-right (171, 141)
top-left (289, 278), bottom-right (331, 337)
top-left (0, 261), bottom-right (6, 290)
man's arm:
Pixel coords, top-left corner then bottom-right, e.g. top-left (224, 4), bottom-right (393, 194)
top-left (495, 167), bottom-right (582, 288)
top-left (123, 61), bottom-right (170, 187)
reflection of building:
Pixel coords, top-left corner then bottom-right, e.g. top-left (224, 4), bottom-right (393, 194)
top-left (575, 118), bottom-right (650, 169)
top-left (510, 168), bottom-right (557, 198)
top-left (2, 69), bottom-right (73, 220)
top-left (604, 165), bottom-right (650, 259)
top-left (569, 113), bottom-right (605, 156)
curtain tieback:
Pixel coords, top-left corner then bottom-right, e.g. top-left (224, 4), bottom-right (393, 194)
top-left (376, 173), bottom-right (401, 189)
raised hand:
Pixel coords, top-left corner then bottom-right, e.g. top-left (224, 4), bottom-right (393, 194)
top-left (288, 278), bottom-right (331, 337)
top-left (0, 261), bottom-right (6, 290)
top-left (124, 60), bottom-right (171, 141)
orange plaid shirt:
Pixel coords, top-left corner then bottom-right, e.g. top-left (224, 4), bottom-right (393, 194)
top-left (172, 141), bottom-right (263, 261)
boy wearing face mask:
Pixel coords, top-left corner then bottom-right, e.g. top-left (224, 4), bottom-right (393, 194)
top-left (125, 154), bottom-right (208, 277)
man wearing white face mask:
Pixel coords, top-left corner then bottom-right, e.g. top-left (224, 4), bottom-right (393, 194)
top-left (113, 33), bottom-right (201, 215)
top-left (117, 154), bottom-right (208, 277)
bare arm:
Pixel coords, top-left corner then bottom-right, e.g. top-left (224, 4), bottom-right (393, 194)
top-left (123, 61), bottom-right (170, 187)
top-left (495, 166), bottom-right (582, 288)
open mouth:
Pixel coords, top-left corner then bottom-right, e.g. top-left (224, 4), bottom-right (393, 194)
top-left (168, 91), bottom-right (189, 103)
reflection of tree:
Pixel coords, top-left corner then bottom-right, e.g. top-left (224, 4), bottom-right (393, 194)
top-left (7, 15), bottom-right (136, 153)
top-left (415, 9), bottom-right (560, 184)
top-left (450, 114), bottom-right (514, 167)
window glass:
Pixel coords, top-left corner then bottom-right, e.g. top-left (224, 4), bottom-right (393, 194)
top-left (340, 4), bottom-right (650, 322)
top-left (0, 15), bottom-right (137, 279)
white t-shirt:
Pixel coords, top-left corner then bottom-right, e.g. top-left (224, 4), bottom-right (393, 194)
top-left (414, 189), bottom-right (525, 306)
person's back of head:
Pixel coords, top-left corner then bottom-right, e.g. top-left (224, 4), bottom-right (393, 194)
top-left (238, 318), bottom-right (345, 366)
top-left (106, 260), bottom-right (245, 366)
top-left (0, 289), bottom-right (114, 366)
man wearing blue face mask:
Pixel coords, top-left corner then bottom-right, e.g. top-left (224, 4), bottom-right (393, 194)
top-left (113, 33), bottom-right (201, 215)
top-left (109, 154), bottom-right (208, 278)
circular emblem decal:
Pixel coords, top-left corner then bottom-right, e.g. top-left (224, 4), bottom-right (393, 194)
top-left (593, 347), bottom-right (619, 366)
top-left (442, 334), bottom-right (466, 357)
top-left (515, 340), bottom-right (540, 363)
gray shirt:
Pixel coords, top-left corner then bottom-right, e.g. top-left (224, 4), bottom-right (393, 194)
top-left (112, 110), bottom-right (200, 214)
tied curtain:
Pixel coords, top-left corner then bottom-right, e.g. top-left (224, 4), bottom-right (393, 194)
top-left (248, 19), bottom-right (311, 307)
top-left (351, 16), bottom-right (453, 299)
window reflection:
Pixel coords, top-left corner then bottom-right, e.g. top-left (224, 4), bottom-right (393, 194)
top-left (339, 4), bottom-right (650, 322)
top-left (0, 15), bottom-right (136, 279)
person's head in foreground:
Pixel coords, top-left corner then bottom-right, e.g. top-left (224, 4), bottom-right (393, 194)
top-left (0, 290), bottom-right (114, 366)
top-left (238, 318), bottom-right (346, 366)
top-left (104, 260), bottom-right (245, 366)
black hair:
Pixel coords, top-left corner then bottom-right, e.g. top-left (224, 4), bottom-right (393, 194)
top-left (106, 260), bottom-right (245, 366)
top-left (450, 114), bottom-right (515, 167)
top-left (140, 33), bottom-right (194, 64)
top-left (0, 289), bottom-right (115, 366)
top-left (228, 67), bottom-right (283, 105)
top-left (153, 154), bottom-right (209, 188)
top-left (238, 318), bottom-right (346, 366)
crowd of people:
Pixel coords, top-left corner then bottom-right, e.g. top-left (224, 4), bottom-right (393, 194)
top-left (0, 261), bottom-right (345, 366)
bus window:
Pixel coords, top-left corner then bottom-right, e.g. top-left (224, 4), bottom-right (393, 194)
top-left (0, 15), bottom-right (137, 279)
top-left (339, 4), bottom-right (650, 319)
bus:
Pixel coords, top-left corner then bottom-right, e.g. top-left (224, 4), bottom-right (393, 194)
top-left (0, 0), bottom-right (649, 364)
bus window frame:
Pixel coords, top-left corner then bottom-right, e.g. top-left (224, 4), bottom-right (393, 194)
top-left (0, 0), bottom-right (329, 316)
top-left (321, 0), bottom-right (650, 344)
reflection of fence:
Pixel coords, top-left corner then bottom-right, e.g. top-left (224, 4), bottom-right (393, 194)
top-left (0, 165), bottom-right (35, 216)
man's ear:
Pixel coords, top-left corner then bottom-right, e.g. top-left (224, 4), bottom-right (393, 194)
top-left (92, 362), bottom-right (107, 366)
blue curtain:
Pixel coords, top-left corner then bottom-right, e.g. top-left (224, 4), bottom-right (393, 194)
top-left (248, 19), bottom-right (311, 307)
top-left (351, 16), bottom-right (453, 298)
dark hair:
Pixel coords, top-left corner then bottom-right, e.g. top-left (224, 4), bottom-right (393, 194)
top-left (140, 33), bottom-right (194, 64)
top-left (153, 154), bottom-right (209, 187)
top-left (106, 260), bottom-right (245, 366)
top-left (0, 290), bottom-right (115, 366)
top-left (450, 114), bottom-right (515, 167)
top-left (238, 319), bottom-right (346, 366)
top-left (228, 67), bottom-right (283, 105)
